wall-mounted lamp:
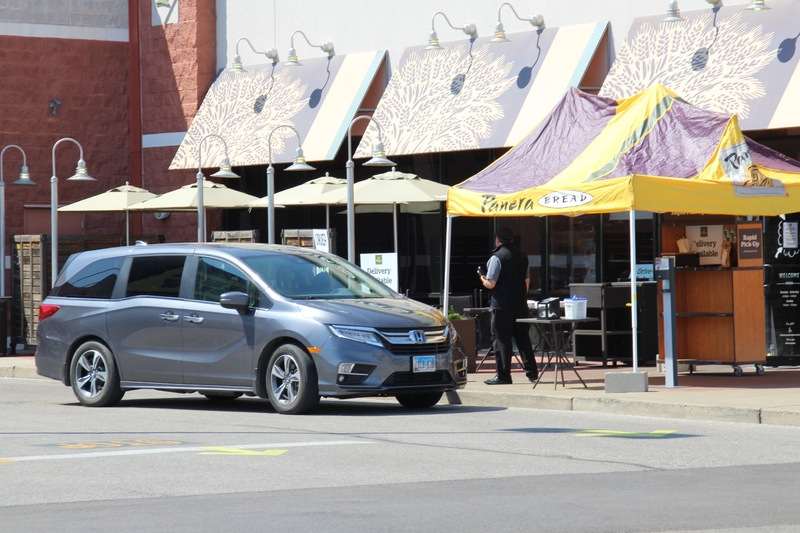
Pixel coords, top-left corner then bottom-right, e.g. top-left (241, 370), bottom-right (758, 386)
top-left (50, 138), bottom-right (95, 286)
top-left (491, 3), bottom-right (544, 43)
top-left (426, 12), bottom-right (477, 50)
top-left (285, 30), bottom-right (334, 67)
top-left (195, 134), bottom-right (240, 243)
top-left (745, 0), bottom-right (770, 10)
top-left (706, 0), bottom-right (723, 6)
top-left (266, 126), bottom-right (315, 244)
top-left (663, 0), bottom-right (685, 22)
top-left (231, 37), bottom-right (279, 73)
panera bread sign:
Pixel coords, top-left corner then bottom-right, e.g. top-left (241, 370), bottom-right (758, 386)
top-left (537, 191), bottom-right (593, 209)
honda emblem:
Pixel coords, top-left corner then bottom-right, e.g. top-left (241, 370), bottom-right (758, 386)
top-left (409, 330), bottom-right (426, 344)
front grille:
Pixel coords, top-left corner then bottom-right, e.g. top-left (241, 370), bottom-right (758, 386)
top-left (382, 371), bottom-right (452, 387)
top-left (387, 342), bottom-right (450, 356)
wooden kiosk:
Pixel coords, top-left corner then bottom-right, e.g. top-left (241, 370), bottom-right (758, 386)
top-left (658, 218), bottom-right (766, 375)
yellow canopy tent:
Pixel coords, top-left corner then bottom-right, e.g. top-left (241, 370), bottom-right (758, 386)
top-left (443, 84), bottom-right (800, 370)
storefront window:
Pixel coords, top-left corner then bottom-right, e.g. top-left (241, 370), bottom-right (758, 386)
top-left (601, 213), bottom-right (655, 282)
top-left (548, 216), bottom-right (597, 293)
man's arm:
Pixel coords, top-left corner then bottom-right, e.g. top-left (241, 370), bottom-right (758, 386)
top-left (481, 256), bottom-right (500, 290)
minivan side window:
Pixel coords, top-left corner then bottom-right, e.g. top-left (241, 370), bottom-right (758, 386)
top-left (194, 257), bottom-right (258, 306)
top-left (126, 256), bottom-right (186, 298)
top-left (51, 257), bottom-right (124, 299)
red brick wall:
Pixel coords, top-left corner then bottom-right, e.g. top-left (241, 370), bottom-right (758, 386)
top-left (0, 34), bottom-right (130, 240)
top-left (139, 0), bottom-right (217, 242)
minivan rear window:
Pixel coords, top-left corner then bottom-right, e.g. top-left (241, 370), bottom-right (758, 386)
top-left (126, 256), bottom-right (186, 298)
top-left (51, 257), bottom-right (124, 299)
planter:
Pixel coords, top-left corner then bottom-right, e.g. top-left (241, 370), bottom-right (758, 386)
top-left (450, 318), bottom-right (477, 372)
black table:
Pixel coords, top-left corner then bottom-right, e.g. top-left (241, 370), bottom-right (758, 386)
top-left (517, 317), bottom-right (599, 390)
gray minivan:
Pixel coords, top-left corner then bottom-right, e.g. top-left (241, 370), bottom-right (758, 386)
top-left (35, 243), bottom-right (468, 414)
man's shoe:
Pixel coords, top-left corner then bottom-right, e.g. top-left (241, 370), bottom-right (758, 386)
top-left (484, 376), bottom-right (512, 385)
top-left (527, 373), bottom-right (539, 383)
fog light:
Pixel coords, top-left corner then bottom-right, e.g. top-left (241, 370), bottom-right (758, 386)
top-left (338, 363), bottom-right (356, 373)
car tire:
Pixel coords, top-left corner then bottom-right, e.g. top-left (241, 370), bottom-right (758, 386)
top-left (395, 391), bottom-right (443, 409)
top-left (70, 341), bottom-right (125, 407)
top-left (266, 344), bottom-right (319, 415)
top-left (202, 392), bottom-right (243, 401)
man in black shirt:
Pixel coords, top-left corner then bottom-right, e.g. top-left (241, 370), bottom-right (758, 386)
top-left (478, 227), bottom-right (538, 385)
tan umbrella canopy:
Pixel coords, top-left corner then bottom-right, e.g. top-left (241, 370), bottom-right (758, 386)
top-left (127, 179), bottom-right (260, 242)
top-left (59, 182), bottom-right (156, 245)
top-left (318, 168), bottom-right (449, 253)
top-left (247, 173), bottom-right (346, 228)
top-left (126, 179), bottom-right (260, 211)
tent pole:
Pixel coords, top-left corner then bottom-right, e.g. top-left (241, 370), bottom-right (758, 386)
top-left (629, 210), bottom-right (639, 373)
top-left (443, 214), bottom-right (453, 317)
top-left (393, 202), bottom-right (398, 255)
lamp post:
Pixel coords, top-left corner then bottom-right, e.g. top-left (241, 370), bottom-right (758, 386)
top-left (195, 134), bottom-right (239, 243)
top-left (345, 116), bottom-right (396, 263)
top-left (0, 145), bottom-right (36, 297)
top-left (266, 125), bottom-right (315, 244)
top-left (51, 138), bottom-right (95, 287)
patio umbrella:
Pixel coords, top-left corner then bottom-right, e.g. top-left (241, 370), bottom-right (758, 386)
top-left (319, 168), bottom-right (449, 253)
top-left (58, 182), bottom-right (156, 245)
top-left (127, 179), bottom-right (260, 241)
top-left (246, 173), bottom-right (346, 228)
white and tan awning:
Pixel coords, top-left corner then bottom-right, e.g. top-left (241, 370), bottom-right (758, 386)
top-left (170, 50), bottom-right (387, 169)
top-left (354, 22), bottom-right (608, 158)
top-left (600, 0), bottom-right (800, 131)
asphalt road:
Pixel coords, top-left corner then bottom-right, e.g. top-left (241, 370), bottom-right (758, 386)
top-left (2, 377), bottom-right (800, 533)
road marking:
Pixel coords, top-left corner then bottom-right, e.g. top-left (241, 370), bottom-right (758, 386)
top-left (198, 447), bottom-right (288, 456)
top-left (60, 439), bottom-right (182, 449)
top-left (0, 440), bottom-right (370, 464)
top-left (575, 430), bottom-right (676, 438)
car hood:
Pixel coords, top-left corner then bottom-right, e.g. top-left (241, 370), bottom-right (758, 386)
top-left (297, 297), bottom-right (447, 328)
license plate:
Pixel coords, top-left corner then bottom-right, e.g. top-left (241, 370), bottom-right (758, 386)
top-left (412, 355), bottom-right (436, 373)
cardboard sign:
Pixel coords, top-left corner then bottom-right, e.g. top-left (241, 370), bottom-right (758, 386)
top-left (360, 253), bottom-right (398, 292)
top-left (312, 229), bottom-right (331, 253)
top-left (685, 225), bottom-right (723, 265)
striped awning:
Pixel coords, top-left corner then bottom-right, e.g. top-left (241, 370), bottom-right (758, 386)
top-left (170, 50), bottom-right (386, 169)
top-left (600, 0), bottom-right (800, 131)
top-left (354, 22), bottom-right (608, 158)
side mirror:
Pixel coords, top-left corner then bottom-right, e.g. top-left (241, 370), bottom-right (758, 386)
top-left (220, 291), bottom-right (250, 314)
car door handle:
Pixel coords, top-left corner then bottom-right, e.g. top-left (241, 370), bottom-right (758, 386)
top-left (183, 314), bottom-right (204, 324)
top-left (159, 312), bottom-right (180, 322)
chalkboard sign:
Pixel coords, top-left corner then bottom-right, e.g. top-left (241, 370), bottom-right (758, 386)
top-left (738, 226), bottom-right (762, 260)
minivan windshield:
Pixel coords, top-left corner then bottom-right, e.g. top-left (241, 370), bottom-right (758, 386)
top-left (244, 251), bottom-right (398, 300)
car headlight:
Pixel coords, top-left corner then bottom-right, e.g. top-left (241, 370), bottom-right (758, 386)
top-left (329, 325), bottom-right (384, 348)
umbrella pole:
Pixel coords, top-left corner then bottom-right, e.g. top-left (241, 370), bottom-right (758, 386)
top-left (393, 203), bottom-right (398, 255)
top-left (629, 210), bottom-right (639, 373)
top-left (326, 205), bottom-right (330, 230)
top-left (126, 211), bottom-right (130, 246)
top-left (443, 215), bottom-right (453, 317)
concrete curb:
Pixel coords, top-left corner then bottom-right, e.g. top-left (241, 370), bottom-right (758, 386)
top-left (449, 390), bottom-right (800, 427)
top-left (0, 365), bottom-right (44, 380)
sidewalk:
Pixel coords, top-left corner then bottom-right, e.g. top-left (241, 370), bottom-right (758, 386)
top-left (3, 352), bottom-right (800, 426)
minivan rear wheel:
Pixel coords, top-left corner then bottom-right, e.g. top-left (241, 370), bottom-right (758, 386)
top-left (70, 341), bottom-right (124, 407)
top-left (266, 344), bottom-right (319, 414)
top-left (396, 391), bottom-right (443, 409)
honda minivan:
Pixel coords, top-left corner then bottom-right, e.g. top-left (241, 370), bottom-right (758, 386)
top-left (35, 243), bottom-right (468, 414)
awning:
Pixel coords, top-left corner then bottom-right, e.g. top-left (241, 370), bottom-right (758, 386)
top-left (354, 22), bottom-right (608, 158)
top-left (170, 50), bottom-right (387, 169)
top-left (600, 0), bottom-right (800, 131)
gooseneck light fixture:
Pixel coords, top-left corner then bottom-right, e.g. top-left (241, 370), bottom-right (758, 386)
top-left (266, 125), bottom-right (315, 244)
top-left (51, 138), bottom-right (95, 286)
top-left (663, 0), bottom-right (685, 22)
top-left (745, 0), bottom-right (770, 10)
top-left (345, 116), bottom-right (396, 263)
top-left (491, 3), bottom-right (545, 43)
top-left (285, 30), bottom-right (335, 67)
top-left (0, 145), bottom-right (35, 297)
top-left (195, 134), bottom-right (240, 243)
top-left (231, 37), bottom-right (279, 73)
top-left (426, 12), bottom-right (478, 50)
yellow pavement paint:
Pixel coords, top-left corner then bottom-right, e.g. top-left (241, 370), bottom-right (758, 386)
top-left (60, 439), bottom-right (182, 449)
top-left (0, 458), bottom-right (18, 463)
top-left (575, 430), bottom-right (675, 438)
top-left (198, 447), bottom-right (288, 456)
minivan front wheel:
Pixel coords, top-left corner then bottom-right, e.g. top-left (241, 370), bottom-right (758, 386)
top-left (266, 344), bottom-right (319, 414)
top-left (70, 341), bottom-right (124, 407)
